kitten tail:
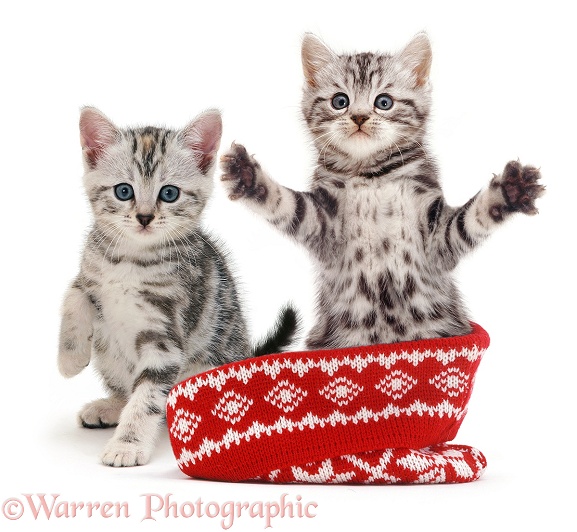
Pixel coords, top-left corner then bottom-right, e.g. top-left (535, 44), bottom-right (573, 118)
top-left (251, 305), bottom-right (301, 357)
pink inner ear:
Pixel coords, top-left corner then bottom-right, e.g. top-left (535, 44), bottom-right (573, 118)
top-left (183, 111), bottom-right (222, 174)
top-left (79, 108), bottom-right (118, 168)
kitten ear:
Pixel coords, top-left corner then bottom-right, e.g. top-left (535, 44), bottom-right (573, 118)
top-left (180, 109), bottom-right (222, 174)
top-left (302, 33), bottom-right (336, 87)
top-left (79, 107), bottom-right (119, 169)
top-left (398, 32), bottom-right (432, 87)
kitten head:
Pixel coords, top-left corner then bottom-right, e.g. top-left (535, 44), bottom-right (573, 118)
top-left (79, 107), bottom-right (222, 249)
top-left (301, 33), bottom-right (432, 163)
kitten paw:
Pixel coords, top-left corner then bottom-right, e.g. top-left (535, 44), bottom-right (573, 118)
top-left (491, 160), bottom-right (545, 219)
top-left (220, 143), bottom-right (268, 201)
top-left (101, 440), bottom-right (151, 467)
top-left (58, 344), bottom-right (91, 378)
top-left (79, 397), bottom-right (126, 428)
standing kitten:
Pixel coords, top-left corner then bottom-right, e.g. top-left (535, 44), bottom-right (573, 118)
top-left (220, 33), bottom-right (544, 350)
top-left (58, 107), bottom-right (297, 467)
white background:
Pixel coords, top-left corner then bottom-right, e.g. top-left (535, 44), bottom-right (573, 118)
top-left (1, 0), bottom-right (575, 530)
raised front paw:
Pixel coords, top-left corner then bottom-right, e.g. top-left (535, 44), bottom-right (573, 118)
top-left (58, 337), bottom-right (91, 378)
top-left (492, 160), bottom-right (545, 218)
top-left (220, 142), bottom-right (268, 201)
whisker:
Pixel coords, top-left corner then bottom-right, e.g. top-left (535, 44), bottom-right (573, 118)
top-left (162, 220), bottom-right (201, 269)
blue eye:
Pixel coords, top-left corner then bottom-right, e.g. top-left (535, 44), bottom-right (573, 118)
top-left (114, 183), bottom-right (134, 201)
top-left (159, 185), bottom-right (180, 203)
top-left (375, 94), bottom-right (394, 110)
top-left (331, 93), bottom-right (350, 110)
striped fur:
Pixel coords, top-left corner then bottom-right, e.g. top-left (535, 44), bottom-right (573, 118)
top-left (58, 107), bottom-right (297, 467)
top-left (221, 33), bottom-right (545, 350)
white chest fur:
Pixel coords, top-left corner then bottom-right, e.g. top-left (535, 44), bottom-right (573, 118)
top-left (341, 180), bottom-right (422, 264)
top-left (95, 262), bottom-right (163, 360)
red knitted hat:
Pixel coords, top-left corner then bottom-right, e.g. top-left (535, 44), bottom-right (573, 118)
top-left (166, 323), bottom-right (490, 484)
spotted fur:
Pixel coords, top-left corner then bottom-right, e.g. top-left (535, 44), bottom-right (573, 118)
top-left (58, 107), bottom-right (298, 467)
top-left (221, 33), bottom-right (544, 350)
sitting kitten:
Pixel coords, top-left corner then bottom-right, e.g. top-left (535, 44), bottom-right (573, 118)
top-left (220, 33), bottom-right (544, 350)
top-left (58, 107), bottom-right (297, 467)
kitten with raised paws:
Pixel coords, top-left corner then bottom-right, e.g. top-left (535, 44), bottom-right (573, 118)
top-left (221, 33), bottom-right (544, 350)
top-left (59, 107), bottom-right (298, 467)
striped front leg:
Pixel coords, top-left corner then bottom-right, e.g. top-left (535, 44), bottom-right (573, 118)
top-left (101, 334), bottom-right (182, 467)
top-left (427, 160), bottom-right (544, 270)
top-left (220, 143), bottom-right (339, 260)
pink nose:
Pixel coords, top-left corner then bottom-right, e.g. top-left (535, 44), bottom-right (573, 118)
top-left (351, 115), bottom-right (369, 127)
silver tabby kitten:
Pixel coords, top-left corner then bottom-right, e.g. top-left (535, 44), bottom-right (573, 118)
top-left (220, 33), bottom-right (544, 350)
top-left (58, 107), bottom-right (297, 467)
